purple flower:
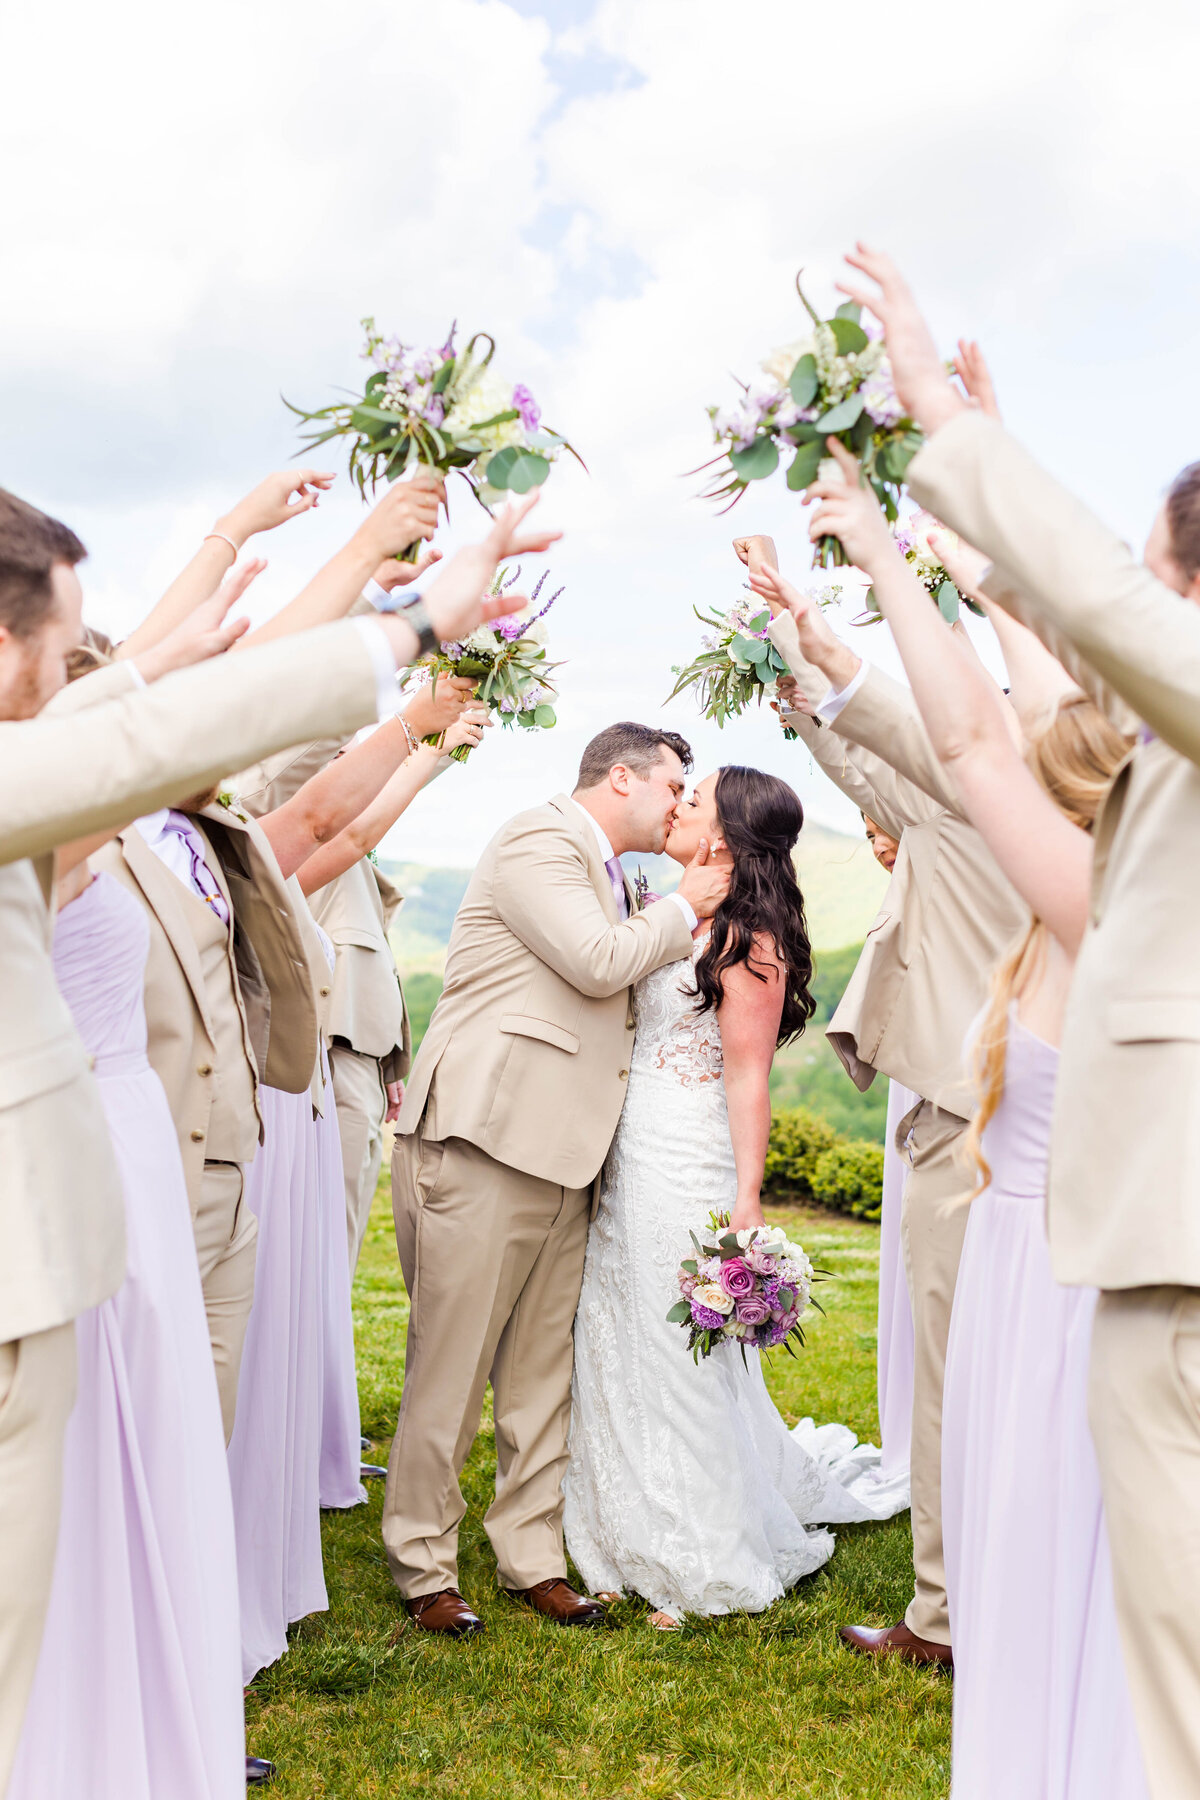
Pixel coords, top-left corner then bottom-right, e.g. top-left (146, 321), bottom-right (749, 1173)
top-left (691, 1303), bottom-right (727, 1330)
top-left (678, 1270), bottom-right (698, 1298)
top-left (735, 1294), bottom-right (772, 1326)
top-left (718, 1257), bottom-right (756, 1300)
top-left (495, 615), bottom-right (529, 642)
top-left (421, 394), bottom-right (446, 428)
top-left (745, 1244), bottom-right (778, 1276)
top-left (766, 1318), bottom-right (792, 1347)
top-left (512, 383), bottom-right (541, 433)
top-left (760, 1276), bottom-right (781, 1305)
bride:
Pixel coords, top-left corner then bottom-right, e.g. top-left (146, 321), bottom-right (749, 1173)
top-left (563, 765), bottom-right (908, 1627)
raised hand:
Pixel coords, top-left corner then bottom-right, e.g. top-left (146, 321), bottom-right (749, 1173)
top-left (732, 534), bottom-right (779, 576)
top-left (370, 545), bottom-right (444, 592)
top-left (401, 674), bottom-right (478, 741)
top-left (353, 475), bottom-right (445, 566)
top-left (953, 339), bottom-right (1002, 420)
top-left (422, 492), bottom-right (563, 645)
top-left (837, 243), bottom-right (965, 435)
top-left (747, 550), bottom-right (860, 690)
top-left (215, 468), bottom-right (336, 547)
top-left (438, 705), bottom-right (490, 757)
top-left (675, 837), bottom-right (733, 920)
top-left (134, 561), bottom-right (261, 679)
top-left (802, 439), bottom-right (896, 574)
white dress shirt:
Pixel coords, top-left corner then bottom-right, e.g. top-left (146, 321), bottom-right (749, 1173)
top-left (815, 656), bottom-right (869, 724)
top-left (570, 799), bottom-right (697, 931)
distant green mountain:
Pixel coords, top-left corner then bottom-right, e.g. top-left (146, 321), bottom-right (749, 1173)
top-left (382, 819), bottom-right (886, 975)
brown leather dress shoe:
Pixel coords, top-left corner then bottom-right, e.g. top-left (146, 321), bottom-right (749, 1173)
top-left (839, 1620), bottom-right (953, 1668)
top-left (507, 1578), bottom-right (606, 1626)
top-left (406, 1588), bottom-right (485, 1637)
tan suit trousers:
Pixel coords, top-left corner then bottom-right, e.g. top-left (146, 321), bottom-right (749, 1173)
top-left (330, 1044), bottom-right (387, 1275)
top-left (382, 1129), bottom-right (590, 1597)
top-left (194, 1160), bottom-right (257, 1443)
top-left (899, 1100), bottom-right (971, 1647)
top-left (0, 1321), bottom-right (77, 1794)
top-left (1089, 1286), bottom-right (1200, 1798)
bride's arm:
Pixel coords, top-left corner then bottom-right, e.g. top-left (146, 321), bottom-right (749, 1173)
top-left (717, 941), bottom-right (786, 1234)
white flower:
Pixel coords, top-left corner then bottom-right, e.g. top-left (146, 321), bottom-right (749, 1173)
top-left (693, 1282), bottom-right (734, 1316)
top-left (443, 366), bottom-right (525, 454)
top-left (760, 335), bottom-right (814, 387)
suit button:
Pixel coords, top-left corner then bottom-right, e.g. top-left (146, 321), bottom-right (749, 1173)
top-left (197, 1063), bottom-right (212, 1076)
top-left (190, 1129), bottom-right (205, 1142)
top-left (319, 985), bottom-right (331, 997)
top-left (618, 1069), bottom-right (629, 1080)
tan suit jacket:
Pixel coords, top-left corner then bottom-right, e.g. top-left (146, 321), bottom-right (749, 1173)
top-left (909, 410), bottom-right (1200, 1287)
top-left (396, 794), bottom-right (695, 1187)
top-left (0, 619), bottom-right (381, 1342)
top-left (770, 614), bottom-right (1027, 1117)
top-left (234, 733), bottom-right (411, 1081)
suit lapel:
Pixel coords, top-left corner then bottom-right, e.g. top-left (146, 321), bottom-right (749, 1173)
top-left (549, 793), bottom-right (619, 924)
top-left (118, 827), bottom-right (214, 1030)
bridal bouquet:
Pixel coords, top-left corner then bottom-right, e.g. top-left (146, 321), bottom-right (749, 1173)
top-left (668, 1212), bottom-right (822, 1362)
top-left (407, 566), bottom-right (562, 762)
top-left (701, 273), bottom-right (924, 568)
top-left (286, 317), bottom-right (580, 557)
top-left (856, 511), bottom-right (984, 627)
top-left (666, 588), bottom-right (841, 738)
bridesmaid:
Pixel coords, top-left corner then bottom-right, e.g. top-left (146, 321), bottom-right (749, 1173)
top-left (9, 867), bottom-right (245, 1800)
top-left (752, 446), bottom-right (1148, 1796)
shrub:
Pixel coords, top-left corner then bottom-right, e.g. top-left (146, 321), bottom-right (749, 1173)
top-left (765, 1106), bottom-right (884, 1222)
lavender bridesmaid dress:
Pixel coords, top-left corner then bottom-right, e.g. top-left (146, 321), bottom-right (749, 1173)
top-left (10, 874), bottom-right (243, 1800)
top-left (941, 1013), bottom-right (1147, 1798)
top-left (228, 925), bottom-right (364, 1685)
top-left (877, 1079), bottom-right (918, 1482)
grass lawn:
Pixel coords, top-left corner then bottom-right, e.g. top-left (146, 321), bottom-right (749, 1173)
top-left (246, 1179), bottom-right (951, 1798)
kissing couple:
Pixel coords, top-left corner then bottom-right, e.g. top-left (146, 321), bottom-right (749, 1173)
top-left (381, 721), bottom-right (906, 1635)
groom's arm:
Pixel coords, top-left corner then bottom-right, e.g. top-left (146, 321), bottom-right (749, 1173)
top-left (492, 818), bottom-right (694, 998)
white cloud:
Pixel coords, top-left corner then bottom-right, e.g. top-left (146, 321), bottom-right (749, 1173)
top-left (3, 0), bottom-right (1199, 862)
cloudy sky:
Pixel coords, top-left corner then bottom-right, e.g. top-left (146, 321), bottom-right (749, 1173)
top-left (3, 0), bottom-right (1199, 862)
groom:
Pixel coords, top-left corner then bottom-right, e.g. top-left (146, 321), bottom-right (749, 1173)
top-left (383, 722), bottom-right (731, 1635)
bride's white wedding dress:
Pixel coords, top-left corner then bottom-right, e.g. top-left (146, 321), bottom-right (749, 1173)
top-left (564, 942), bottom-right (909, 1619)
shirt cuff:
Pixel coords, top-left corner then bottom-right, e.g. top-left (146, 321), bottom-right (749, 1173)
top-left (815, 658), bottom-right (868, 724)
top-left (127, 662), bottom-right (147, 689)
top-left (664, 890), bottom-right (698, 931)
top-left (363, 578), bottom-right (392, 609)
top-left (351, 616), bottom-right (403, 719)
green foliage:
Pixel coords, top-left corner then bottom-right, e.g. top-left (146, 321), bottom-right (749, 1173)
top-left (810, 941), bottom-right (865, 1026)
top-left (764, 1106), bottom-right (884, 1222)
top-left (402, 970), bottom-right (444, 1050)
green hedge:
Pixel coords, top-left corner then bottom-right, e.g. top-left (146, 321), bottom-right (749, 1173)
top-left (764, 1106), bottom-right (885, 1224)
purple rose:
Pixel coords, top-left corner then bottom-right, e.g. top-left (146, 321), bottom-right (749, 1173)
top-left (746, 1244), bottom-right (777, 1276)
top-left (512, 383), bottom-right (541, 433)
top-left (718, 1257), bottom-right (756, 1299)
top-left (691, 1303), bottom-right (727, 1330)
top-left (735, 1294), bottom-right (771, 1326)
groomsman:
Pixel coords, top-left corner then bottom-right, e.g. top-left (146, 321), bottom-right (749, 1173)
top-left (738, 536), bottom-right (1026, 1666)
top-left (0, 490), bottom-right (425, 1793)
top-left (834, 242), bottom-right (1200, 1794)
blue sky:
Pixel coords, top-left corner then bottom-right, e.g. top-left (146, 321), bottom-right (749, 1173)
top-left (2, 0), bottom-right (1199, 863)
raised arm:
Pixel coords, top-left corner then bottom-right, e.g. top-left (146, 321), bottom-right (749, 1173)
top-left (804, 440), bottom-right (1093, 954)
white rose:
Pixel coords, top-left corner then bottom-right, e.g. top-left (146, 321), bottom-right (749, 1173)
top-left (443, 367), bottom-right (524, 453)
top-left (693, 1282), bottom-right (734, 1316)
top-left (761, 336), bottom-right (814, 387)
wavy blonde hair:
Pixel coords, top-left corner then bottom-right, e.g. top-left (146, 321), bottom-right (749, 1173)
top-left (963, 695), bottom-right (1131, 1192)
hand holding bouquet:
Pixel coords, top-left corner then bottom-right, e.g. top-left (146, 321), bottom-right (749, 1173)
top-left (856, 510), bottom-right (984, 626)
top-left (667, 1211), bottom-right (823, 1362)
top-left (287, 318), bottom-right (580, 558)
top-left (406, 566), bottom-right (563, 762)
top-left (701, 272), bottom-right (924, 568)
top-left (667, 588), bottom-right (839, 737)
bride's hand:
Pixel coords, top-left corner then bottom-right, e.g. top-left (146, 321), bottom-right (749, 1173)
top-left (728, 1196), bottom-right (766, 1235)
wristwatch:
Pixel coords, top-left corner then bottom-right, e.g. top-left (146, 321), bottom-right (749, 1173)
top-left (398, 594), bottom-right (440, 659)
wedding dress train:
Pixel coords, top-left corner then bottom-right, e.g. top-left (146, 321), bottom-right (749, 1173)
top-left (564, 944), bottom-right (908, 1619)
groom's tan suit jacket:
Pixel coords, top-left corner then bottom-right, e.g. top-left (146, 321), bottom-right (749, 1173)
top-left (909, 410), bottom-right (1200, 1290)
top-left (0, 621), bottom-right (383, 1344)
top-left (770, 613), bottom-right (1028, 1120)
top-left (396, 793), bottom-right (695, 1187)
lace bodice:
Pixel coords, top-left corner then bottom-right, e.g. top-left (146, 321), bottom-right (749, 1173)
top-left (629, 939), bottom-right (724, 1089)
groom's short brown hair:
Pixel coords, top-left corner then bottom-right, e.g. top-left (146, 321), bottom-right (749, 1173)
top-left (575, 722), bottom-right (693, 791)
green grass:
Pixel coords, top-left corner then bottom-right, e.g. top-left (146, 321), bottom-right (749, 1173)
top-left (246, 1180), bottom-right (950, 1798)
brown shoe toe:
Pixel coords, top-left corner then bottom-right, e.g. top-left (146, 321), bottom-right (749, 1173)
top-left (507, 1578), bottom-right (606, 1626)
top-left (406, 1588), bottom-right (485, 1637)
top-left (839, 1620), bottom-right (953, 1668)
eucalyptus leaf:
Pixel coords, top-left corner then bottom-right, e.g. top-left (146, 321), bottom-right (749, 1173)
top-left (935, 579), bottom-right (961, 622)
top-left (815, 394), bottom-right (865, 434)
top-left (834, 300), bottom-right (862, 325)
top-left (666, 1301), bottom-right (692, 1325)
top-left (533, 704), bottom-right (556, 728)
top-left (729, 437), bottom-right (779, 483)
top-left (486, 447), bottom-right (551, 493)
top-left (516, 710), bottom-right (536, 727)
top-left (747, 609), bottom-right (771, 633)
top-left (787, 440), bottom-right (824, 491)
top-left (787, 353), bottom-right (819, 409)
top-left (828, 316), bottom-right (869, 356)
top-left (681, 1259), bottom-right (699, 1275)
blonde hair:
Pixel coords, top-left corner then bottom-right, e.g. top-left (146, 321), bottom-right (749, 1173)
top-left (963, 695), bottom-right (1130, 1192)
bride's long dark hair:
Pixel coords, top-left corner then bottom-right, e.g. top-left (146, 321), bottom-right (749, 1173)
top-left (693, 766), bottom-right (816, 1047)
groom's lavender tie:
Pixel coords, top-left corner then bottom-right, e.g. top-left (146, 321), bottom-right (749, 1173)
top-left (605, 855), bottom-right (629, 920)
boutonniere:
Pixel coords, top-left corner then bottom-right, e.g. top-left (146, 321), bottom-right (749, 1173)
top-left (633, 867), bottom-right (661, 911)
top-left (216, 790), bottom-right (248, 822)
top-left (366, 847), bottom-right (380, 866)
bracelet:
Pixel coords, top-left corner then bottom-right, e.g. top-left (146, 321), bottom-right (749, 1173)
top-left (399, 716), bottom-right (420, 758)
top-left (204, 532), bottom-right (240, 559)
top-left (398, 594), bottom-right (439, 659)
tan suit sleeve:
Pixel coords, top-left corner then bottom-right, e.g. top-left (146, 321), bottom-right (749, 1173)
top-left (0, 620), bottom-right (380, 866)
top-left (832, 665), bottom-right (964, 818)
top-left (978, 563), bottom-right (1140, 735)
top-left (909, 410), bottom-right (1194, 756)
top-left (491, 817), bottom-right (694, 999)
top-left (40, 660), bottom-right (139, 713)
top-left (233, 735), bottom-right (350, 817)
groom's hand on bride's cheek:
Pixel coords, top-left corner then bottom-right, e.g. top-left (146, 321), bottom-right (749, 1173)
top-left (676, 838), bottom-right (733, 920)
